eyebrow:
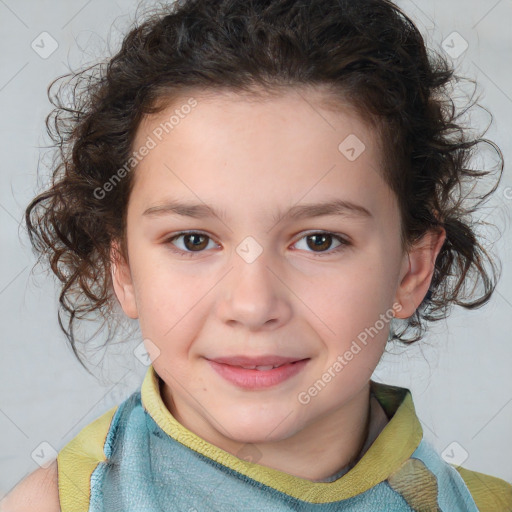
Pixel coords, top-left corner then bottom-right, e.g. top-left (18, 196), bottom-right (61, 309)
top-left (142, 198), bottom-right (373, 224)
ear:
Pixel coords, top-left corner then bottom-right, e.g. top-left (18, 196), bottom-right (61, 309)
top-left (394, 227), bottom-right (446, 319)
top-left (110, 239), bottom-right (139, 319)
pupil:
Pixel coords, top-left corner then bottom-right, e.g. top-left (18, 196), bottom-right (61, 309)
top-left (309, 234), bottom-right (330, 251)
top-left (185, 234), bottom-right (207, 251)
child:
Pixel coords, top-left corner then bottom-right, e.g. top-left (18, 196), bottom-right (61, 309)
top-left (3, 0), bottom-right (511, 510)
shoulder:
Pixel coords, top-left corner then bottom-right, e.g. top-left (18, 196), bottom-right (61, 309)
top-left (57, 405), bottom-right (120, 511)
top-left (59, 404), bottom-right (119, 462)
top-left (453, 465), bottom-right (512, 512)
top-left (0, 459), bottom-right (60, 512)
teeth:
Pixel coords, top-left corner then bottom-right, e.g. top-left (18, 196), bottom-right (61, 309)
top-left (238, 364), bottom-right (282, 370)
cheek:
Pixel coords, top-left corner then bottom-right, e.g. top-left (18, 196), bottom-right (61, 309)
top-left (131, 263), bottom-right (189, 340)
top-left (294, 254), bottom-right (397, 346)
top-left (132, 260), bottom-right (217, 360)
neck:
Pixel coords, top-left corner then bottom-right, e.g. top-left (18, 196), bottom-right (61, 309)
top-left (250, 383), bottom-right (372, 481)
top-left (163, 380), bottom-right (372, 481)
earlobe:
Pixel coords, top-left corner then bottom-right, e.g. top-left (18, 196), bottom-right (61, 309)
top-left (110, 240), bottom-right (139, 319)
top-left (394, 228), bottom-right (446, 319)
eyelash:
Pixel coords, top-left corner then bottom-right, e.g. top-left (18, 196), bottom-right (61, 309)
top-left (163, 231), bottom-right (351, 258)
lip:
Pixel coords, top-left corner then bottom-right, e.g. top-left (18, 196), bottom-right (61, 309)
top-left (206, 355), bottom-right (310, 390)
top-left (209, 355), bottom-right (306, 367)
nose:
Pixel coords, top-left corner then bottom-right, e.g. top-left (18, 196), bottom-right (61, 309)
top-left (216, 249), bottom-right (292, 331)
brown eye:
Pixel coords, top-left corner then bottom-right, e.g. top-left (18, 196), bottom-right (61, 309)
top-left (306, 233), bottom-right (332, 252)
top-left (181, 233), bottom-right (209, 251)
top-left (166, 232), bottom-right (217, 256)
top-left (293, 232), bottom-right (349, 256)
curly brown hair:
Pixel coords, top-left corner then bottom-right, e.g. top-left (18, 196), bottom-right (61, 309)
top-left (25, 0), bottom-right (503, 373)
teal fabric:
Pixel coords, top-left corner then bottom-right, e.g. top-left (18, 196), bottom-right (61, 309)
top-left (88, 389), bottom-right (480, 511)
top-left (410, 441), bottom-right (479, 511)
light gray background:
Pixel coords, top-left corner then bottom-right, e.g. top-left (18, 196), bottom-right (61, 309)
top-left (1, 0), bottom-right (511, 497)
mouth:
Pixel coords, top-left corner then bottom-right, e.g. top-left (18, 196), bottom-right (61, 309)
top-left (206, 355), bottom-right (310, 389)
top-left (208, 355), bottom-right (308, 367)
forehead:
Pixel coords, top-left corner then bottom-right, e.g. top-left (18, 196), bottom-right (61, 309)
top-left (128, 87), bottom-right (395, 224)
top-left (134, 86), bottom-right (379, 149)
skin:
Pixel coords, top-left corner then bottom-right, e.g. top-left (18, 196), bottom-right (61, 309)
top-left (111, 86), bottom-right (445, 481)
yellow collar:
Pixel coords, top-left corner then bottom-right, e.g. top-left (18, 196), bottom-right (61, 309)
top-left (141, 364), bottom-right (423, 503)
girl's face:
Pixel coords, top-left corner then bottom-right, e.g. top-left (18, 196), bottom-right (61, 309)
top-left (112, 87), bottom-right (443, 446)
